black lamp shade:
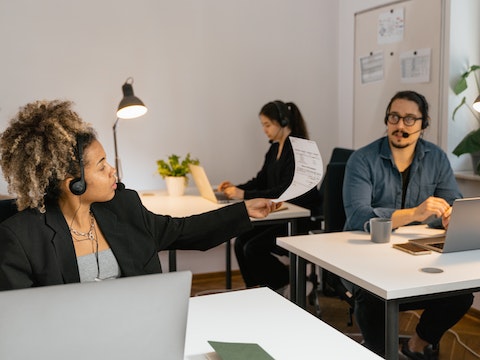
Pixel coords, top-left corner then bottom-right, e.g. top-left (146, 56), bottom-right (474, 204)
top-left (116, 82), bottom-right (148, 119)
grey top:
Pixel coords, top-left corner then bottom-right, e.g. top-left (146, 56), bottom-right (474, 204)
top-left (77, 248), bottom-right (121, 282)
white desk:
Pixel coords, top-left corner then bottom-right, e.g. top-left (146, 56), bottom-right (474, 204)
top-left (140, 189), bottom-right (310, 220)
top-left (277, 225), bottom-right (480, 360)
top-left (185, 287), bottom-right (381, 359)
top-left (140, 190), bottom-right (310, 294)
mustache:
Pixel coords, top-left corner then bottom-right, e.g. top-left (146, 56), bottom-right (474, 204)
top-left (393, 130), bottom-right (407, 136)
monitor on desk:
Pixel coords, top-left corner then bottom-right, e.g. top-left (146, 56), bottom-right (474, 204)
top-left (0, 271), bottom-right (192, 360)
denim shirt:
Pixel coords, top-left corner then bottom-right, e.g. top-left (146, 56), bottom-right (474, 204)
top-left (343, 137), bottom-right (462, 231)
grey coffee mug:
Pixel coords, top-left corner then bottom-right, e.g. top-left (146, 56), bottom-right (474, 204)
top-left (368, 218), bottom-right (392, 243)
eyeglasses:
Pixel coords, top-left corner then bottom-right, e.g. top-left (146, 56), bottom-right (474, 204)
top-left (387, 113), bottom-right (422, 127)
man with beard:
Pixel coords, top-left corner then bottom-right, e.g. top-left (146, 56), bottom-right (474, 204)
top-left (341, 90), bottom-right (473, 359)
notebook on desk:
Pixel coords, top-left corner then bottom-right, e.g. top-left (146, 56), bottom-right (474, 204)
top-left (189, 164), bottom-right (238, 204)
top-left (408, 197), bottom-right (480, 253)
top-left (0, 271), bottom-right (192, 360)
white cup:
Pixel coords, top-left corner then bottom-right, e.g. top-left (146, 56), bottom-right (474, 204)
top-left (368, 218), bottom-right (392, 243)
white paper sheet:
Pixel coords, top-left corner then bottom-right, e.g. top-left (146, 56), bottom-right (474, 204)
top-left (273, 137), bottom-right (323, 203)
top-left (360, 51), bottom-right (384, 84)
top-left (400, 48), bottom-right (431, 83)
top-left (377, 8), bottom-right (404, 45)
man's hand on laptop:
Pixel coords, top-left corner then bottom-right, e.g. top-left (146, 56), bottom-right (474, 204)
top-left (413, 196), bottom-right (451, 222)
top-left (392, 196), bottom-right (451, 229)
top-left (244, 199), bottom-right (283, 218)
top-left (442, 205), bottom-right (453, 229)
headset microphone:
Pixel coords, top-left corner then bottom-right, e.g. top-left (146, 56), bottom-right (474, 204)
top-left (269, 126), bottom-right (283, 144)
top-left (401, 129), bottom-right (422, 138)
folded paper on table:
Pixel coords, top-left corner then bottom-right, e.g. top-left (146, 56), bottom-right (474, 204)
top-left (207, 341), bottom-right (274, 360)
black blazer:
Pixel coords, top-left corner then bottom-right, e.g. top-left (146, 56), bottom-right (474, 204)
top-left (0, 186), bottom-right (252, 290)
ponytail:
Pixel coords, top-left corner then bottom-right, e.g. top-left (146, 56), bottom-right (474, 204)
top-left (286, 102), bottom-right (309, 139)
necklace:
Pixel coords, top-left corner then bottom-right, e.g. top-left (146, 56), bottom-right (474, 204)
top-left (70, 212), bottom-right (104, 281)
top-left (70, 212), bottom-right (95, 242)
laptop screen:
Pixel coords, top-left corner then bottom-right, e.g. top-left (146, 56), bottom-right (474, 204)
top-left (0, 271), bottom-right (192, 360)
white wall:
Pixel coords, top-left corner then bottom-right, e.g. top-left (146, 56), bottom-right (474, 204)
top-left (0, 0), bottom-right (339, 195)
top-left (447, 0), bottom-right (480, 171)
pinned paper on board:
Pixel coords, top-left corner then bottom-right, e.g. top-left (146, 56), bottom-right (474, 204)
top-left (400, 48), bottom-right (431, 83)
top-left (377, 7), bottom-right (404, 44)
top-left (360, 51), bottom-right (384, 84)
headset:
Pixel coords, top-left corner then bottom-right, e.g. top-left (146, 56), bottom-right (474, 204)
top-left (272, 101), bottom-right (290, 127)
top-left (384, 91), bottom-right (429, 130)
top-left (69, 135), bottom-right (87, 196)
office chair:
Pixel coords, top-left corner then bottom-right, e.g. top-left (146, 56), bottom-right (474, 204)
top-left (307, 148), bottom-right (354, 322)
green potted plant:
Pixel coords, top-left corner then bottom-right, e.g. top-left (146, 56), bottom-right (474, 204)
top-left (156, 153), bottom-right (199, 196)
top-left (451, 64), bottom-right (480, 174)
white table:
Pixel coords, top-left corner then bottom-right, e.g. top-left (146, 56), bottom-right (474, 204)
top-left (277, 225), bottom-right (480, 359)
top-left (184, 287), bottom-right (382, 359)
top-left (140, 190), bottom-right (310, 295)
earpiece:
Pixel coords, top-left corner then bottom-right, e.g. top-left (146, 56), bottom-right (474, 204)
top-left (69, 135), bottom-right (87, 195)
top-left (384, 91), bottom-right (430, 129)
top-left (273, 101), bottom-right (290, 127)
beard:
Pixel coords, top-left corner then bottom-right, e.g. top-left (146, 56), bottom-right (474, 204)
top-left (390, 140), bottom-right (410, 149)
top-left (390, 130), bottom-right (411, 149)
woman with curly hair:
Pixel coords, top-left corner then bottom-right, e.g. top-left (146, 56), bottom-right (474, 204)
top-left (0, 100), bottom-right (278, 290)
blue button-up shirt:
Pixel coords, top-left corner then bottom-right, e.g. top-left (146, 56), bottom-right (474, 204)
top-left (343, 137), bottom-right (462, 231)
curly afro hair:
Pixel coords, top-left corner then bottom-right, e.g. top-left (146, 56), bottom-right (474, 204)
top-left (0, 100), bottom-right (96, 212)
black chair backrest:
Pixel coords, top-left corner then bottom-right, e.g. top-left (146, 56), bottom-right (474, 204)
top-left (0, 198), bottom-right (18, 223)
top-left (323, 162), bottom-right (349, 232)
top-left (329, 147), bottom-right (355, 163)
top-left (317, 148), bottom-right (354, 216)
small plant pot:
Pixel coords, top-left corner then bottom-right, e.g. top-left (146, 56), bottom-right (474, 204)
top-left (471, 151), bottom-right (480, 175)
top-left (165, 176), bottom-right (186, 196)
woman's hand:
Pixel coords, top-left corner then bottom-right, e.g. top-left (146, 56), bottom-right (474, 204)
top-left (244, 199), bottom-right (282, 218)
top-left (217, 181), bottom-right (234, 192)
top-left (218, 181), bottom-right (244, 199)
top-left (223, 186), bottom-right (244, 200)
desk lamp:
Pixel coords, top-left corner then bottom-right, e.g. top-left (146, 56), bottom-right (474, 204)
top-left (473, 94), bottom-right (480, 113)
top-left (113, 77), bottom-right (148, 181)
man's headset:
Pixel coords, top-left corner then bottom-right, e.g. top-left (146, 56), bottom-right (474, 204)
top-left (383, 91), bottom-right (430, 130)
top-left (69, 135), bottom-right (87, 196)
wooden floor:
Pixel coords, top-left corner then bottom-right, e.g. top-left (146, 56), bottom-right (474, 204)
top-left (192, 271), bottom-right (480, 360)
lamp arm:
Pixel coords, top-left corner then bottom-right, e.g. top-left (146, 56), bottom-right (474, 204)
top-left (113, 118), bottom-right (122, 182)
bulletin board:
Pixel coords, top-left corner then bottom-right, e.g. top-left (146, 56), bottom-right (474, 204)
top-left (353, 0), bottom-right (444, 148)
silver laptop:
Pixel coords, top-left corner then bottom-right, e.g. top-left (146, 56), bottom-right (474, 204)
top-left (409, 197), bottom-right (480, 253)
top-left (0, 271), bottom-right (192, 360)
top-left (189, 164), bottom-right (236, 204)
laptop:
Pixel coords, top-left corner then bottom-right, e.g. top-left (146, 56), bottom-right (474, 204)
top-left (0, 271), bottom-right (192, 360)
top-left (408, 197), bottom-right (480, 253)
top-left (189, 164), bottom-right (237, 204)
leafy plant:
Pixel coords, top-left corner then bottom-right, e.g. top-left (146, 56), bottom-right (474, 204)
top-left (452, 65), bottom-right (480, 158)
top-left (156, 153), bottom-right (199, 178)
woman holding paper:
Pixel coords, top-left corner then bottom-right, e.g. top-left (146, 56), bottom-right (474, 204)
top-left (0, 100), bottom-right (279, 290)
top-left (218, 100), bottom-right (320, 294)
